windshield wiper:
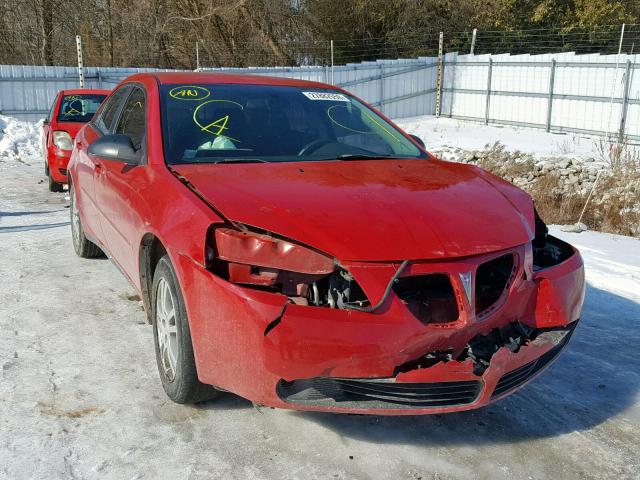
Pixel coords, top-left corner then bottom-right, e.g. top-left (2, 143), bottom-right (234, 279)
top-left (210, 158), bottom-right (269, 164)
top-left (334, 154), bottom-right (397, 161)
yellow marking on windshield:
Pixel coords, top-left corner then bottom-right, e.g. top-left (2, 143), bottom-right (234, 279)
top-left (193, 100), bottom-right (243, 142)
top-left (169, 85), bottom-right (210, 101)
top-left (202, 115), bottom-right (229, 135)
top-left (326, 105), bottom-right (373, 135)
top-left (361, 112), bottom-right (402, 144)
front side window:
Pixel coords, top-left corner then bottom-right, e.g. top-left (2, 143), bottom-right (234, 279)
top-left (56, 94), bottom-right (107, 123)
top-left (159, 84), bottom-right (428, 164)
top-left (115, 88), bottom-right (146, 150)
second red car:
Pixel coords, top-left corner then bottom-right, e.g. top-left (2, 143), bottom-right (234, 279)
top-left (42, 89), bottom-right (109, 191)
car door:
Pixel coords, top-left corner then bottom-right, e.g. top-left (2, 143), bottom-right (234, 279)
top-left (94, 85), bottom-right (148, 280)
top-left (76, 85), bottom-right (132, 246)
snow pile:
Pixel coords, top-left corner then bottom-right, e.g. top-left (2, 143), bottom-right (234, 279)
top-left (0, 114), bottom-right (42, 166)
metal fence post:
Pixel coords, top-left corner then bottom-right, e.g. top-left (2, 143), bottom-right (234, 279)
top-left (435, 32), bottom-right (444, 117)
top-left (439, 56), bottom-right (446, 116)
top-left (379, 63), bottom-right (385, 113)
top-left (484, 57), bottom-right (492, 125)
top-left (470, 29), bottom-right (477, 55)
top-left (75, 35), bottom-right (85, 89)
top-left (330, 40), bottom-right (334, 85)
top-left (619, 59), bottom-right (632, 141)
top-left (606, 24), bottom-right (626, 134)
top-left (546, 59), bottom-right (556, 132)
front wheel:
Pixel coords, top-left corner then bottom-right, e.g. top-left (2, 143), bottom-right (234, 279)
top-left (152, 255), bottom-right (218, 404)
top-left (69, 183), bottom-right (102, 258)
top-left (48, 172), bottom-right (64, 192)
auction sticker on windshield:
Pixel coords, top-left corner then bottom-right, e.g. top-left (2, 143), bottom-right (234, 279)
top-left (302, 91), bottom-right (349, 102)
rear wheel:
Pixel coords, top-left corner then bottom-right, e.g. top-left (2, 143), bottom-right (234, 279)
top-left (69, 183), bottom-right (102, 258)
top-left (152, 255), bottom-right (218, 404)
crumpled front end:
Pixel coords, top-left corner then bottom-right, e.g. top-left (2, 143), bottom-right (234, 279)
top-left (182, 234), bottom-right (584, 415)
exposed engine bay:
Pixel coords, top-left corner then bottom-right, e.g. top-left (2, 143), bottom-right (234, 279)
top-left (307, 269), bottom-right (370, 309)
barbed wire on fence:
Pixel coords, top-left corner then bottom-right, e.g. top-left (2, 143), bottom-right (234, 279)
top-left (2, 24), bottom-right (640, 69)
top-left (195, 24), bottom-right (640, 68)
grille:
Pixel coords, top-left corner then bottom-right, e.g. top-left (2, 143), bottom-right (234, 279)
top-left (393, 274), bottom-right (459, 324)
top-left (58, 168), bottom-right (68, 176)
top-left (277, 377), bottom-right (482, 409)
top-left (475, 253), bottom-right (516, 317)
top-left (491, 327), bottom-right (574, 398)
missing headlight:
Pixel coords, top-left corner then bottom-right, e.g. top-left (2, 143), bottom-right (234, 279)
top-left (533, 235), bottom-right (574, 269)
top-left (206, 225), bottom-right (370, 309)
top-left (531, 209), bottom-right (574, 269)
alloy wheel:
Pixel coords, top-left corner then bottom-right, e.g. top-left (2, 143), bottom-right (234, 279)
top-left (156, 277), bottom-right (178, 381)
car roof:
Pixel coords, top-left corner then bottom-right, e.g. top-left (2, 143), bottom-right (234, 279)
top-left (126, 72), bottom-right (337, 90)
top-left (60, 88), bottom-right (111, 95)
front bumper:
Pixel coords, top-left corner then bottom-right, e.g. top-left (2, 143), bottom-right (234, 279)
top-left (178, 241), bottom-right (584, 415)
top-left (276, 324), bottom-right (575, 411)
top-left (47, 145), bottom-right (71, 183)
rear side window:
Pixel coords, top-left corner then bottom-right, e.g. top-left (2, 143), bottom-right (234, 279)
top-left (94, 87), bottom-right (130, 134)
top-left (115, 88), bottom-right (146, 150)
top-left (56, 94), bottom-right (107, 123)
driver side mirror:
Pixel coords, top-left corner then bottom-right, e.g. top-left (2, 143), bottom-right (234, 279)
top-left (88, 134), bottom-right (140, 165)
top-left (410, 134), bottom-right (425, 148)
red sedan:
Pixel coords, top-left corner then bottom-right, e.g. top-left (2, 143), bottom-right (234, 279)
top-left (42, 89), bottom-right (109, 191)
top-left (67, 73), bottom-right (585, 414)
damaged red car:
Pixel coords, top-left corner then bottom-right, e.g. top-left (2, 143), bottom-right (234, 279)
top-left (67, 73), bottom-right (585, 414)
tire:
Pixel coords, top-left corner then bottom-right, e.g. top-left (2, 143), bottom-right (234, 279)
top-left (69, 183), bottom-right (102, 258)
top-left (48, 172), bottom-right (64, 193)
top-left (152, 255), bottom-right (218, 404)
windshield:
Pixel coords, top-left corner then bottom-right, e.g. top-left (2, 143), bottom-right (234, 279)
top-left (159, 84), bottom-right (428, 164)
top-left (56, 94), bottom-right (107, 123)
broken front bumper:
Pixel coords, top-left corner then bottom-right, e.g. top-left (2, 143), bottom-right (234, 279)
top-left (276, 324), bottom-right (575, 410)
top-left (179, 240), bottom-right (584, 415)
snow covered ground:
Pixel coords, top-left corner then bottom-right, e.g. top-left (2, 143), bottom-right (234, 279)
top-left (396, 116), bottom-right (603, 160)
top-left (1, 116), bottom-right (639, 479)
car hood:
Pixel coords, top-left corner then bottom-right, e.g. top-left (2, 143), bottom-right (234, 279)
top-left (171, 159), bottom-right (534, 261)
